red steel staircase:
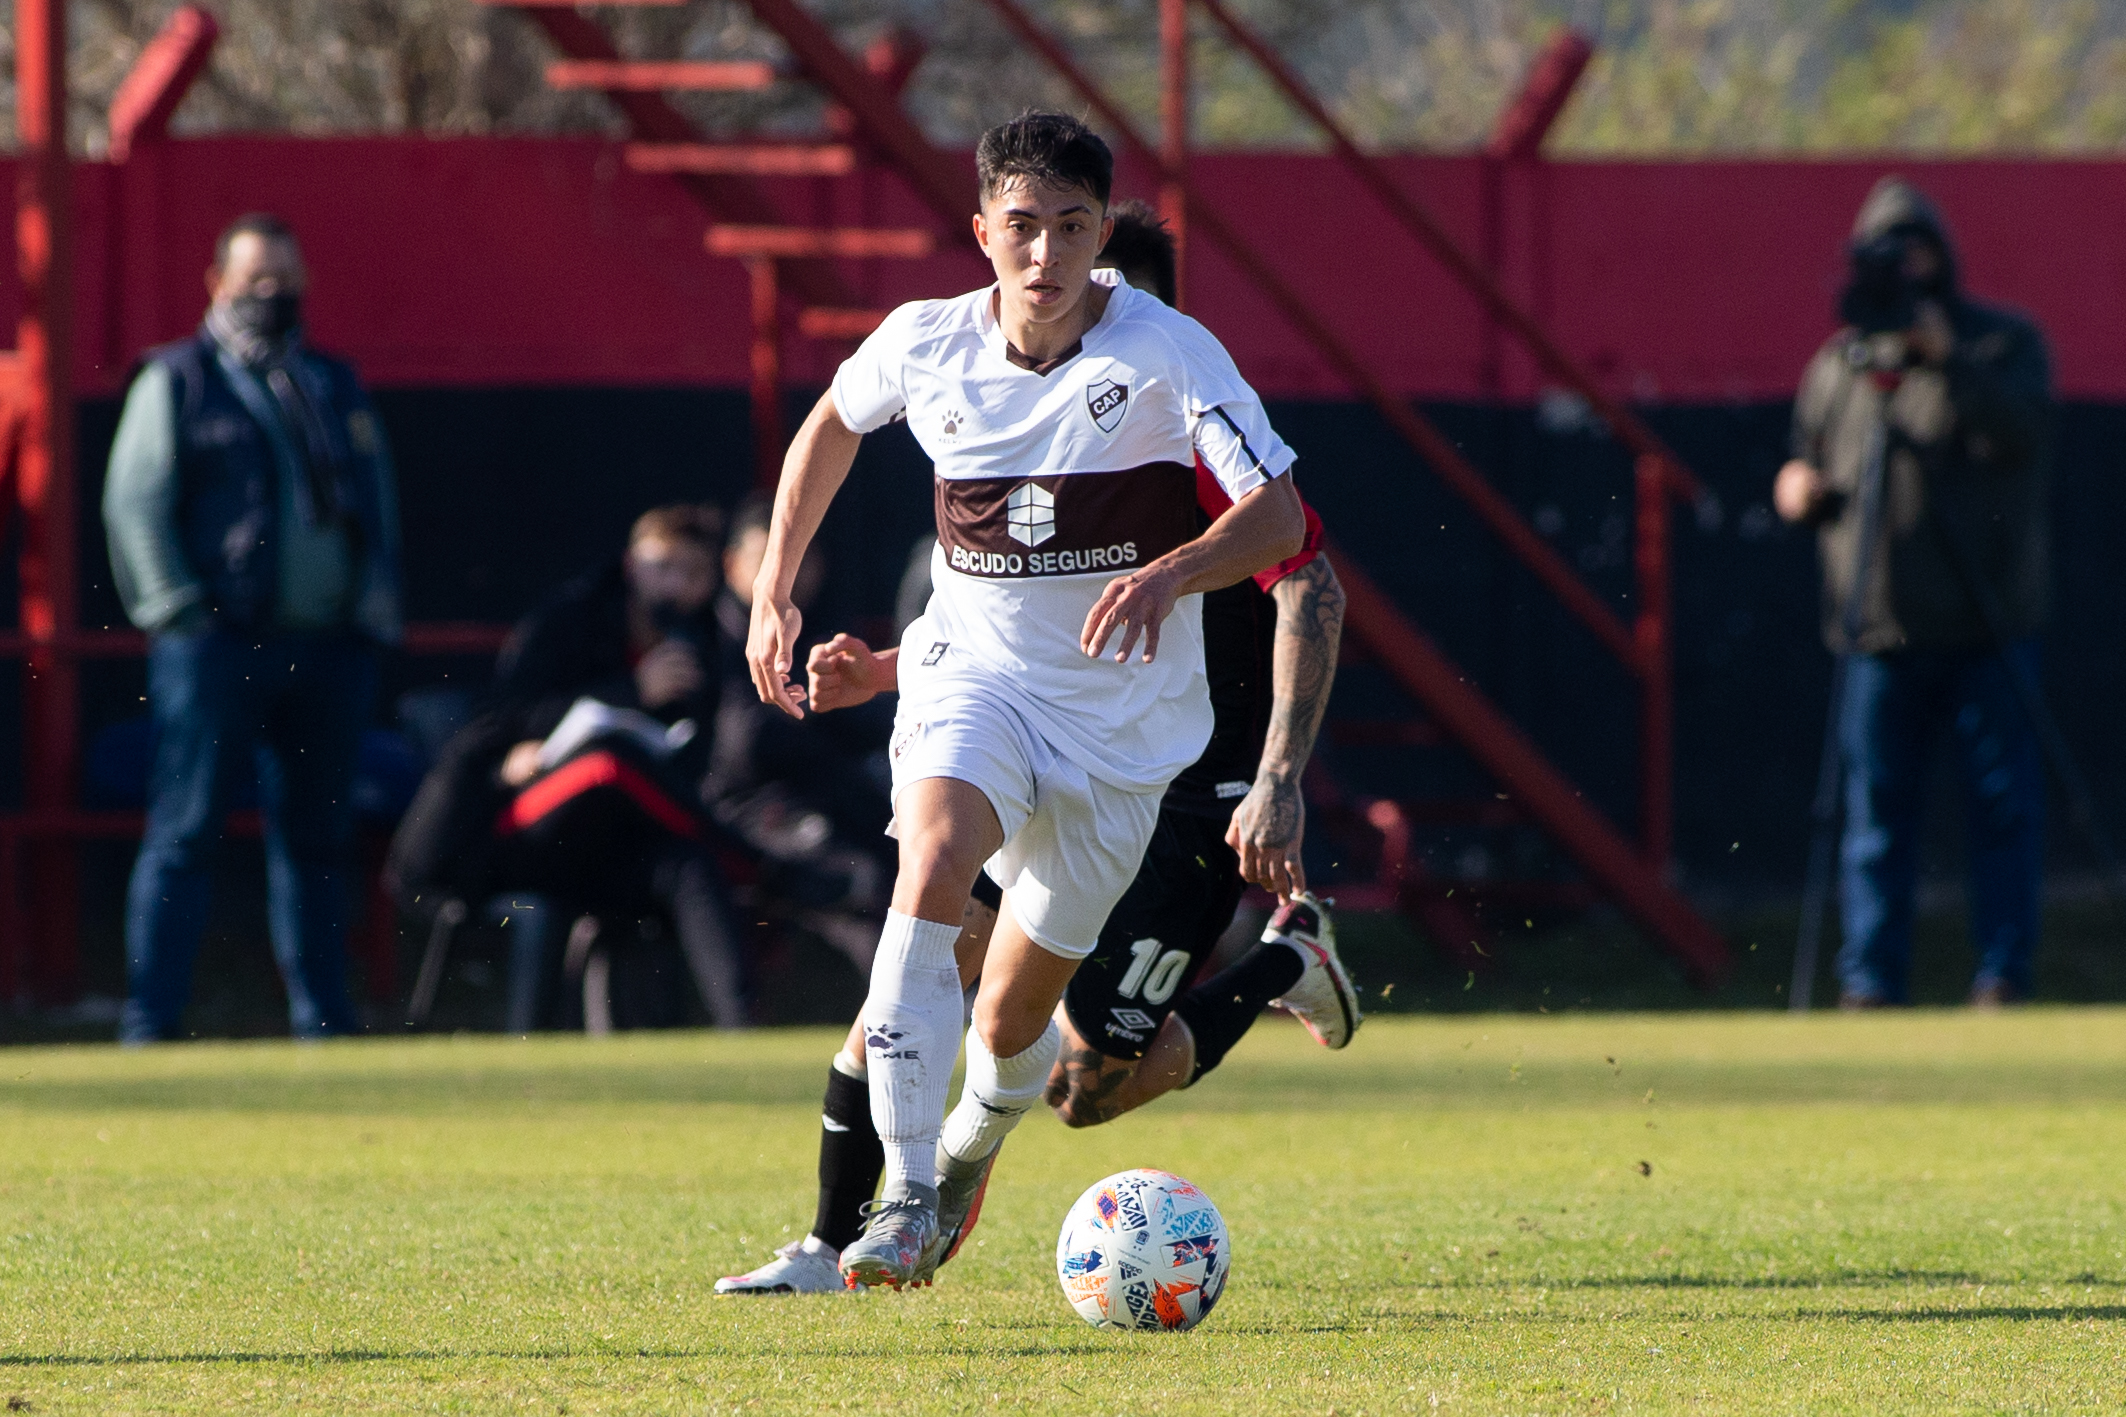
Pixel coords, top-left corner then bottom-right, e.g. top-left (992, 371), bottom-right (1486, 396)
top-left (485, 0), bottom-right (1731, 988)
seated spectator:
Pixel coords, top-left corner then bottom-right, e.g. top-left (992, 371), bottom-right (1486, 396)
top-left (705, 496), bottom-right (895, 972)
top-left (386, 505), bottom-right (749, 1028)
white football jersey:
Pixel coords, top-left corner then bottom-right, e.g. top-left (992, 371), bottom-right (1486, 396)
top-left (831, 268), bottom-right (1296, 791)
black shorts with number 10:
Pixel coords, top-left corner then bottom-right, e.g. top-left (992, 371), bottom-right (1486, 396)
top-left (1062, 808), bottom-right (1247, 1060)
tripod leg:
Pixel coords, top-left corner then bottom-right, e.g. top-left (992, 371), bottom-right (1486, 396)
top-left (1790, 657), bottom-right (1851, 1013)
top-left (406, 898), bottom-right (466, 1026)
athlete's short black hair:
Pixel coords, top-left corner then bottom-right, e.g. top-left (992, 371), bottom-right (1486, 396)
top-left (977, 111), bottom-right (1113, 210)
top-left (1097, 199), bottom-right (1176, 307)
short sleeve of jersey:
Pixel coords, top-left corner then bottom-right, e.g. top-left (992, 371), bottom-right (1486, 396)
top-left (830, 302), bottom-right (923, 435)
top-left (1171, 318), bottom-right (1295, 503)
top-left (1252, 497), bottom-right (1325, 591)
top-left (1193, 460), bottom-right (1324, 591)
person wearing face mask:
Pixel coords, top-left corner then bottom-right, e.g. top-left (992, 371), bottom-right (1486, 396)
top-left (103, 212), bottom-right (402, 1043)
top-left (384, 505), bottom-right (750, 1030)
top-left (1776, 178), bottom-right (2054, 1009)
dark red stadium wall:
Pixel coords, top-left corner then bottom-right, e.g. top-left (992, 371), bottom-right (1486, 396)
top-left (14, 137), bottom-right (2126, 400)
top-left (55, 138), bottom-right (766, 394)
top-left (25, 139), bottom-right (2126, 901)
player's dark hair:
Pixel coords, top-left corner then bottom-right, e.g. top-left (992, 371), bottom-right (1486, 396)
top-left (977, 111), bottom-right (1113, 209)
top-left (729, 493), bottom-right (774, 542)
top-left (1097, 198), bottom-right (1177, 307)
top-left (213, 212), bottom-right (299, 271)
top-left (631, 502), bottom-right (724, 553)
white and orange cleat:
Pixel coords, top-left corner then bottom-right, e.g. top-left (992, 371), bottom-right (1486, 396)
top-left (1265, 894), bottom-right (1361, 1049)
top-left (839, 1189), bottom-right (941, 1291)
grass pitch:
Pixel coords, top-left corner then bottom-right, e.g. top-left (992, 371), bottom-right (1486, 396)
top-left (3, 1011), bottom-right (2123, 1414)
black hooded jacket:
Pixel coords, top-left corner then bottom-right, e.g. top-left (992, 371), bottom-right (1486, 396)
top-left (1791, 177), bottom-right (2053, 654)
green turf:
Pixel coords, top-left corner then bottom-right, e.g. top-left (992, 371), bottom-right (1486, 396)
top-left (3, 1012), bottom-right (2124, 1414)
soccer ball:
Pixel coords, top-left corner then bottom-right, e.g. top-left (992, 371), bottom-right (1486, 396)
top-left (1054, 1168), bottom-right (1229, 1331)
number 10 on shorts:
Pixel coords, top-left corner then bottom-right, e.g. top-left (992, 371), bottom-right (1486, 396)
top-left (1117, 937), bottom-right (1189, 1006)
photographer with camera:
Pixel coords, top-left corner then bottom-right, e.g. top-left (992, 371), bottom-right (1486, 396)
top-left (1776, 177), bottom-right (2053, 1009)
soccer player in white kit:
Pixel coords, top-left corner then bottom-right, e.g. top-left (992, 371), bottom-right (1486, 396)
top-left (745, 112), bottom-right (1306, 1290)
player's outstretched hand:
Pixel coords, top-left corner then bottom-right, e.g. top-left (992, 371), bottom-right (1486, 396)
top-left (747, 594), bottom-right (808, 719)
top-left (1227, 774), bottom-right (1306, 903)
top-left (807, 633), bottom-right (884, 712)
top-left (1082, 566), bottom-right (1182, 664)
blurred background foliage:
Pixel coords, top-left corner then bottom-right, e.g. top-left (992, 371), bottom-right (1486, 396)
top-left (10, 0), bottom-right (2126, 155)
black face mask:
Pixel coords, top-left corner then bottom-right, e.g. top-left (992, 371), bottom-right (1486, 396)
top-left (227, 291), bottom-right (304, 341)
top-left (647, 597), bottom-right (708, 652)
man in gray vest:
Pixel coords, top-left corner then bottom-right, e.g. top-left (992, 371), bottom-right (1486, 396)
top-left (104, 212), bottom-right (402, 1042)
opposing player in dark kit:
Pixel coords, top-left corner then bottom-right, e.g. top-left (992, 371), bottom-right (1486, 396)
top-left (718, 199), bottom-right (1357, 1295)
top-left (745, 112), bottom-right (1320, 1290)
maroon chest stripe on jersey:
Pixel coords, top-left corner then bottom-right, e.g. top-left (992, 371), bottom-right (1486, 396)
top-left (935, 462), bottom-right (1198, 579)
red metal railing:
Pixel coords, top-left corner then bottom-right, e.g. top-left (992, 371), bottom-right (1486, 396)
top-left (1, 0), bottom-right (506, 1014)
top-left (105, 4), bottom-right (218, 163)
top-left (0, 0), bottom-right (1729, 1002)
top-left (8, 0), bottom-right (80, 1005)
top-left (509, 0), bottom-right (981, 486)
top-left (1184, 8), bottom-right (1700, 859)
top-left (591, 0), bottom-right (1726, 981)
top-left (1485, 30), bottom-right (1594, 163)
top-left (967, 0), bottom-right (1726, 981)
top-left (513, 6), bottom-right (860, 311)
top-left (0, 624), bottom-right (511, 1006)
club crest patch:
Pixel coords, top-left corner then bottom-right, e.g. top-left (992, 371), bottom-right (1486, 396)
top-left (1086, 378), bottom-right (1129, 434)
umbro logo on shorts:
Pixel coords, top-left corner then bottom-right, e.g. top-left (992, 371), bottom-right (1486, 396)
top-left (1086, 378), bottom-right (1129, 434)
top-left (1107, 1006), bottom-right (1157, 1043)
top-left (922, 641), bottom-right (949, 666)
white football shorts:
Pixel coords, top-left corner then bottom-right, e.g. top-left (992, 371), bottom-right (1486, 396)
top-left (887, 684), bottom-right (1162, 960)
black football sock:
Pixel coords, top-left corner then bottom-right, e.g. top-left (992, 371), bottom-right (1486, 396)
top-left (1172, 939), bottom-right (1307, 1082)
top-left (812, 1062), bottom-right (884, 1251)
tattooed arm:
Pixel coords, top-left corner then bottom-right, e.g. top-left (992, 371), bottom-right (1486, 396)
top-left (1227, 552), bottom-right (1345, 901)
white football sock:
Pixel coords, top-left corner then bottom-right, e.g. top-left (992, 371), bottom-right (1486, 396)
top-left (941, 1018), bottom-right (1061, 1164)
top-left (862, 910), bottom-right (964, 1200)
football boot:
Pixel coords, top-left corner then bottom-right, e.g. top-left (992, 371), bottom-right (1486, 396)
top-left (714, 1237), bottom-right (845, 1295)
top-left (927, 1141), bottom-right (1001, 1280)
top-left (1265, 893), bottom-right (1361, 1049)
top-left (838, 1189), bottom-right (941, 1291)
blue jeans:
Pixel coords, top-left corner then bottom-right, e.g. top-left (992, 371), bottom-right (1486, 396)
top-left (121, 628), bottom-right (381, 1042)
top-left (1836, 640), bottom-right (2045, 1003)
